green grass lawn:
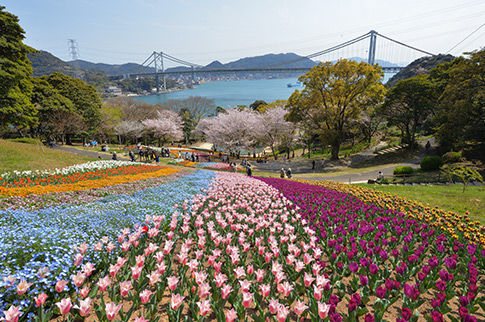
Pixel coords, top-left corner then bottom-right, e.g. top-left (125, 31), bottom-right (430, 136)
top-left (356, 183), bottom-right (485, 224)
top-left (0, 139), bottom-right (96, 173)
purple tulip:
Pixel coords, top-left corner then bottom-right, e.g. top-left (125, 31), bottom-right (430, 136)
top-left (349, 262), bottom-right (359, 273)
top-left (369, 263), bottom-right (379, 275)
top-left (360, 275), bottom-right (369, 286)
top-left (430, 311), bottom-right (444, 322)
top-left (403, 283), bottom-right (419, 301)
top-left (376, 286), bottom-right (386, 298)
top-left (401, 307), bottom-right (412, 320)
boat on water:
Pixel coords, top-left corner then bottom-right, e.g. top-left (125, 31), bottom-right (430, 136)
top-left (287, 82), bottom-right (301, 88)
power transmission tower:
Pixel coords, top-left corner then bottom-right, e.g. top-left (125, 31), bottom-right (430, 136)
top-left (68, 39), bottom-right (81, 79)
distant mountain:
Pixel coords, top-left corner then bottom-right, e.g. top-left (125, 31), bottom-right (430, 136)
top-left (386, 54), bottom-right (455, 87)
top-left (223, 53), bottom-right (316, 69)
top-left (28, 51), bottom-right (77, 77)
top-left (315, 57), bottom-right (400, 67)
top-left (69, 60), bottom-right (156, 76)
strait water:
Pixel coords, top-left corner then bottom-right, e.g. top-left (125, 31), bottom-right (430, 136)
top-left (136, 75), bottom-right (394, 108)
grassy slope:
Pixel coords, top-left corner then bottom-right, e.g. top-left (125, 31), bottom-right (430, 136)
top-left (356, 183), bottom-right (485, 224)
top-left (0, 139), bottom-right (96, 173)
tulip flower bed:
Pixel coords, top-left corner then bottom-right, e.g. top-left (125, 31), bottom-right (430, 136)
top-left (2, 172), bottom-right (334, 321)
top-left (0, 161), bottom-right (157, 188)
top-left (0, 170), bottom-right (189, 211)
top-left (258, 177), bottom-right (485, 321)
top-left (195, 162), bottom-right (231, 171)
top-left (0, 170), bottom-right (215, 318)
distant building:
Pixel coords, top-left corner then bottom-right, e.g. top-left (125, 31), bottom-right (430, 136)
top-left (106, 86), bottom-right (122, 96)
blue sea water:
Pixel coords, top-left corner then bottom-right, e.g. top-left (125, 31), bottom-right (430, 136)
top-left (135, 74), bottom-right (395, 108)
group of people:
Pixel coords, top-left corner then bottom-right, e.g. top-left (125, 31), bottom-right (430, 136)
top-left (280, 168), bottom-right (292, 178)
top-left (311, 159), bottom-right (325, 170)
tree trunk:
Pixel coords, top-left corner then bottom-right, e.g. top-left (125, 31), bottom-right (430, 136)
top-left (330, 144), bottom-right (340, 160)
top-left (271, 146), bottom-right (278, 160)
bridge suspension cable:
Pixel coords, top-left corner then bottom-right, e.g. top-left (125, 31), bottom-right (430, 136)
top-left (375, 32), bottom-right (435, 56)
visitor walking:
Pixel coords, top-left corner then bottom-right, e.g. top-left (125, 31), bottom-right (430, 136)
top-left (280, 168), bottom-right (285, 179)
top-left (286, 168), bottom-right (292, 178)
top-left (312, 160), bottom-right (315, 170)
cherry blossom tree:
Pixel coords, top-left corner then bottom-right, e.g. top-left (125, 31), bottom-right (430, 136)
top-left (114, 120), bottom-right (145, 145)
top-left (195, 108), bottom-right (260, 152)
top-left (142, 110), bottom-right (183, 147)
top-left (254, 105), bottom-right (295, 160)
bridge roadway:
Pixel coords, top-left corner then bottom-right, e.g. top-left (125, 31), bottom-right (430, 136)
top-left (108, 66), bottom-right (403, 80)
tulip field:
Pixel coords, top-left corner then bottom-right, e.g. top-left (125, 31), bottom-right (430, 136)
top-left (0, 161), bottom-right (484, 321)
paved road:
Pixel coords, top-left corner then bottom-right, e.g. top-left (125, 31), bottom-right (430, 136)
top-left (53, 145), bottom-right (130, 161)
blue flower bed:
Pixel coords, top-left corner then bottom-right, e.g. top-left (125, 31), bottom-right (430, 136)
top-left (0, 170), bottom-right (215, 313)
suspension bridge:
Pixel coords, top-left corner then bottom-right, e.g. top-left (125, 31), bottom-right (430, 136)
top-left (111, 30), bottom-right (435, 92)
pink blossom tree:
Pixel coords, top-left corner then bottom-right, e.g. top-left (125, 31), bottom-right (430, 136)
top-left (142, 110), bottom-right (184, 147)
top-left (195, 108), bottom-right (260, 152)
top-left (114, 120), bottom-right (145, 145)
top-left (254, 105), bottom-right (295, 160)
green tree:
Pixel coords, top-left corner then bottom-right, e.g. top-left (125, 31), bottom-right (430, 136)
top-left (287, 59), bottom-right (385, 160)
top-left (381, 74), bottom-right (437, 147)
top-left (431, 49), bottom-right (485, 161)
top-left (0, 6), bottom-right (37, 133)
top-left (179, 107), bottom-right (195, 143)
top-left (43, 72), bottom-right (102, 138)
top-left (250, 100), bottom-right (267, 113)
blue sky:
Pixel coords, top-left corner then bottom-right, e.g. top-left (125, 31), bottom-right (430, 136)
top-left (3, 0), bottom-right (484, 67)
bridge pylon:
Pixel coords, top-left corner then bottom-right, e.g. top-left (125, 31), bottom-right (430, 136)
top-left (368, 30), bottom-right (377, 65)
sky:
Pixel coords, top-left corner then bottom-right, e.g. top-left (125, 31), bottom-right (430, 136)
top-left (3, 0), bottom-right (485, 68)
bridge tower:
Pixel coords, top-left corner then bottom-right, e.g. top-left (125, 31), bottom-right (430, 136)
top-left (153, 52), bottom-right (167, 93)
top-left (368, 30), bottom-right (377, 65)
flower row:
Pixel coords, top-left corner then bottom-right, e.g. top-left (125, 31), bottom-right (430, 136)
top-left (0, 163), bottom-right (166, 189)
top-left (0, 170), bottom-right (215, 316)
top-left (258, 177), bottom-right (484, 321)
top-left (3, 173), bottom-right (333, 321)
top-left (0, 167), bottom-right (180, 198)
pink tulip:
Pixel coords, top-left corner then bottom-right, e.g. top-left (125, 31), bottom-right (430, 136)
top-left (140, 289), bottom-right (152, 304)
top-left (109, 264), bottom-right (121, 278)
top-left (294, 300), bottom-right (309, 316)
top-left (214, 273), bottom-right (228, 287)
top-left (316, 275), bottom-right (330, 288)
top-left (96, 275), bottom-right (111, 292)
top-left (221, 284), bottom-right (233, 299)
top-left (73, 253), bottom-right (84, 266)
top-left (146, 271), bottom-right (161, 285)
top-left (318, 302), bottom-right (330, 319)
top-left (16, 280), bottom-right (32, 295)
top-left (55, 280), bottom-right (68, 293)
top-left (304, 272), bottom-right (315, 287)
top-left (1, 305), bottom-right (22, 322)
top-left (106, 242), bottom-right (115, 252)
top-left (77, 243), bottom-right (89, 254)
top-left (247, 264), bottom-right (254, 275)
top-left (198, 282), bottom-right (211, 299)
top-left (269, 298), bottom-right (280, 314)
top-left (213, 261), bottom-right (222, 273)
top-left (243, 292), bottom-right (254, 309)
top-left (225, 308), bottom-right (238, 322)
top-left (167, 276), bottom-right (179, 291)
top-left (197, 299), bottom-right (212, 316)
top-left (259, 284), bottom-right (271, 298)
top-left (277, 304), bottom-right (290, 322)
top-left (135, 255), bottom-right (145, 267)
top-left (71, 272), bottom-right (86, 288)
top-left (239, 280), bottom-right (251, 293)
top-left (234, 266), bottom-right (246, 279)
top-left (313, 285), bottom-right (323, 300)
top-left (131, 266), bottom-right (143, 280)
top-left (73, 298), bottom-right (92, 317)
top-left (82, 262), bottom-right (95, 276)
top-left (255, 269), bottom-right (265, 282)
top-left (134, 317), bottom-right (150, 322)
top-left (171, 293), bottom-right (185, 310)
top-left (34, 293), bottom-right (48, 307)
top-left (105, 302), bottom-right (122, 321)
top-left (120, 281), bottom-right (132, 297)
top-left (55, 298), bottom-right (72, 315)
top-left (154, 251), bottom-right (164, 263)
top-left (79, 286), bottom-right (90, 298)
top-left (156, 261), bottom-right (167, 274)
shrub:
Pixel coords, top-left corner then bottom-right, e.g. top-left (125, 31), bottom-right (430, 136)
top-left (393, 166), bottom-right (414, 175)
top-left (7, 138), bottom-right (42, 145)
top-left (420, 156), bottom-right (444, 171)
top-left (442, 151), bottom-right (462, 163)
